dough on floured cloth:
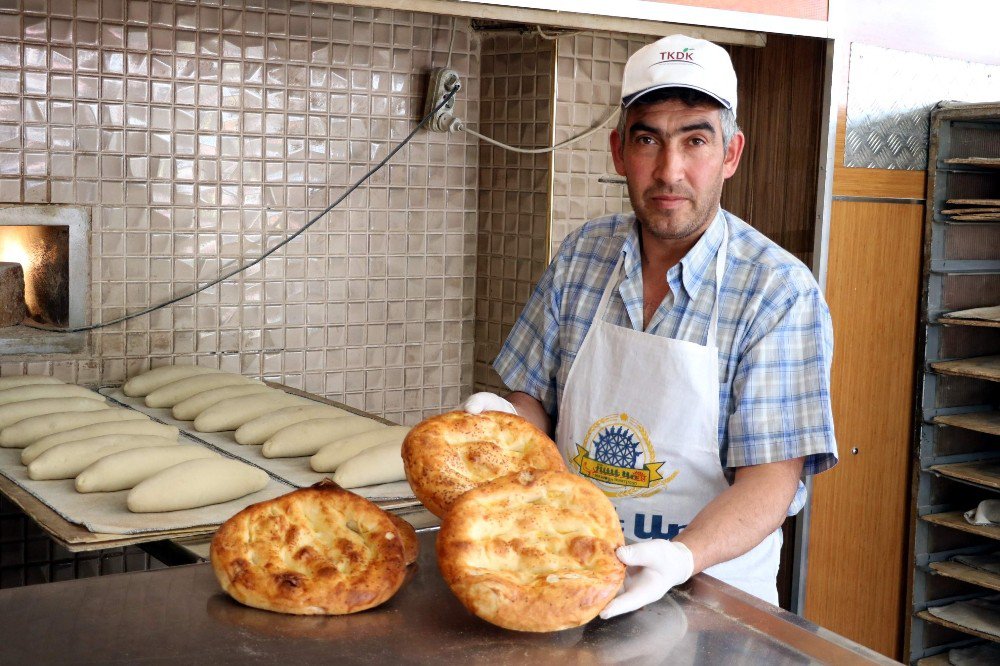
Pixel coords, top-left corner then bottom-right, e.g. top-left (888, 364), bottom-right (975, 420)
top-left (127, 458), bottom-right (269, 512)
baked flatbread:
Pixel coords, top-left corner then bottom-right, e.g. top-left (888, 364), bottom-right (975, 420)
top-left (210, 480), bottom-right (407, 615)
top-left (437, 470), bottom-right (625, 632)
top-left (402, 411), bottom-right (565, 518)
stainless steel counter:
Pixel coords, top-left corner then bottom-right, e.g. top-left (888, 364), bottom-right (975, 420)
top-left (0, 531), bottom-right (896, 665)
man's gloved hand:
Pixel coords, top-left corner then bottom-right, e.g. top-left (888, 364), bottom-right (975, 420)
top-left (599, 539), bottom-right (694, 620)
top-left (461, 392), bottom-right (517, 415)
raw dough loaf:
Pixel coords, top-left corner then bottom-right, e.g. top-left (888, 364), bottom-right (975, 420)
top-left (27, 435), bottom-right (180, 480)
top-left (402, 411), bottom-right (566, 518)
top-left (0, 397), bottom-right (108, 429)
top-left (0, 375), bottom-right (65, 390)
top-left (127, 458), bottom-right (268, 512)
top-left (0, 409), bottom-right (148, 448)
top-left (235, 405), bottom-right (353, 445)
top-left (75, 445), bottom-right (218, 493)
top-left (22, 421), bottom-right (179, 464)
top-left (437, 470), bottom-right (625, 632)
top-left (0, 384), bottom-right (104, 405)
top-left (171, 383), bottom-right (271, 421)
top-left (122, 365), bottom-right (223, 397)
top-left (193, 392), bottom-right (309, 432)
top-left (261, 416), bottom-right (385, 458)
top-left (332, 440), bottom-right (406, 488)
top-left (144, 373), bottom-right (256, 408)
top-left (310, 426), bottom-right (410, 472)
top-left (210, 480), bottom-right (406, 614)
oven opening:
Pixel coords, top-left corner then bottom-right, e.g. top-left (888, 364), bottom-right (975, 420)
top-left (0, 224), bottom-right (70, 327)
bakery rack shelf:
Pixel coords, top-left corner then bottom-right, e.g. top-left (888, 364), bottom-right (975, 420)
top-left (922, 512), bottom-right (1000, 542)
top-left (930, 355), bottom-right (1000, 382)
top-left (930, 561), bottom-right (1000, 594)
top-left (915, 611), bottom-right (1000, 645)
top-left (909, 102), bottom-right (1000, 663)
top-left (914, 656), bottom-right (951, 666)
top-left (928, 461), bottom-right (1000, 492)
top-left (933, 411), bottom-right (1000, 437)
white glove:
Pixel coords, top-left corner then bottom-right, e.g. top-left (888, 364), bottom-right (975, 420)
top-left (461, 392), bottom-right (517, 415)
top-left (599, 539), bottom-right (694, 620)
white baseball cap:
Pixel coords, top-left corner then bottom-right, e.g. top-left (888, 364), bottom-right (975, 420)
top-left (621, 34), bottom-right (738, 115)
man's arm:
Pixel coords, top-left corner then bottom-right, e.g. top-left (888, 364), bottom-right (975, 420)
top-left (675, 457), bottom-right (804, 573)
top-left (506, 391), bottom-right (552, 436)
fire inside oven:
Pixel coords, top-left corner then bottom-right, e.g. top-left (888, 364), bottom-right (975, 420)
top-left (0, 224), bottom-right (70, 327)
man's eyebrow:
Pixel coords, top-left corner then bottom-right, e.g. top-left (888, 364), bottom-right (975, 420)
top-left (627, 120), bottom-right (717, 136)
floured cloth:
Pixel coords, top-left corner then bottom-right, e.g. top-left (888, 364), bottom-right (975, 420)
top-left (965, 499), bottom-right (1000, 526)
top-left (953, 552), bottom-right (1000, 576)
top-left (949, 642), bottom-right (1000, 665)
top-left (0, 438), bottom-right (294, 535)
top-left (928, 594), bottom-right (1000, 638)
top-left (99, 387), bottom-right (414, 501)
top-left (945, 305), bottom-right (1000, 322)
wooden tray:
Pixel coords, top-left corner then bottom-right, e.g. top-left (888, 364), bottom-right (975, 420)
top-left (931, 356), bottom-right (1000, 383)
top-left (945, 157), bottom-right (1000, 169)
top-left (917, 610), bottom-right (1000, 644)
top-left (932, 561), bottom-right (1000, 593)
top-left (923, 511), bottom-right (1000, 541)
top-left (933, 411), bottom-right (1000, 436)
top-left (929, 461), bottom-right (1000, 491)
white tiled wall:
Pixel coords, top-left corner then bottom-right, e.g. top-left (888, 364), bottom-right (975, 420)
top-left (0, 0), bottom-right (479, 425)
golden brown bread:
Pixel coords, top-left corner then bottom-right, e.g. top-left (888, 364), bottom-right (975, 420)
top-left (402, 410), bottom-right (566, 518)
top-left (210, 480), bottom-right (406, 615)
top-left (384, 511), bottom-right (419, 566)
top-left (437, 469), bottom-right (625, 632)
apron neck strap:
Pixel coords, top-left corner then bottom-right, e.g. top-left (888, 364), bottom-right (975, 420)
top-left (597, 216), bottom-right (730, 340)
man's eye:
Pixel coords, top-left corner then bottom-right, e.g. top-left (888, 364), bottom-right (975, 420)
top-left (636, 136), bottom-right (655, 145)
top-left (690, 137), bottom-right (706, 146)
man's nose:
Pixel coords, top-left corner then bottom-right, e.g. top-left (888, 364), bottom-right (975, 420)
top-left (652, 145), bottom-right (684, 183)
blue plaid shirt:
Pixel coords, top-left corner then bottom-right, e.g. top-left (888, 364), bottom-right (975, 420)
top-left (494, 209), bottom-right (837, 515)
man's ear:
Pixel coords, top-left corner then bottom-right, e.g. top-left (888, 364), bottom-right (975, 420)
top-left (722, 130), bottom-right (745, 180)
top-left (610, 129), bottom-right (626, 177)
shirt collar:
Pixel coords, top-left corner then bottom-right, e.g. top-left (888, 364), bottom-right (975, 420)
top-left (618, 209), bottom-right (726, 299)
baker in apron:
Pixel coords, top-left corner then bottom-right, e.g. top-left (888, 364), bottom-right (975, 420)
top-left (463, 33), bottom-right (836, 618)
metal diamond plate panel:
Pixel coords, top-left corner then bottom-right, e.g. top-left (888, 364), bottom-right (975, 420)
top-left (845, 44), bottom-right (1000, 169)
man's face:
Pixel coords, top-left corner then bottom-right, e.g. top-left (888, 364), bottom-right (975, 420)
top-left (610, 99), bottom-right (744, 243)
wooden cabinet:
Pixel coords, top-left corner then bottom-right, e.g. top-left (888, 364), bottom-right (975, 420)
top-left (909, 102), bottom-right (1000, 664)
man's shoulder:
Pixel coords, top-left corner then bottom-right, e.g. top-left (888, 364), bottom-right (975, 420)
top-left (723, 210), bottom-right (817, 290)
top-left (555, 213), bottom-right (632, 260)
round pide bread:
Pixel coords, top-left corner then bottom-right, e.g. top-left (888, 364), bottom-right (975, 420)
top-left (437, 469), bottom-right (626, 632)
top-left (210, 480), bottom-right (407, 615)
top-left (402, 410), bottom-right (566, 518)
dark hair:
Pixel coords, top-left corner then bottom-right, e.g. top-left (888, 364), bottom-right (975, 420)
top-left (617, 87), bottom-right (740, 150)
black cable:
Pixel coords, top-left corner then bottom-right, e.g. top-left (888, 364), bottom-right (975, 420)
top-left (26, 86), bottom-right (460, 334)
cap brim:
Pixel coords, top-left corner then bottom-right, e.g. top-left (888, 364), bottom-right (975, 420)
top-left (622, 83), bottom-right (733, 110)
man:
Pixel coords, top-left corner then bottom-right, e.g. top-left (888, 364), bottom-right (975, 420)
top-left (464, 34), bottom-right (837, 617)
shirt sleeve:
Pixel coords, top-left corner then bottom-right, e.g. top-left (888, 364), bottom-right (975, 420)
top-left (492, 250), bottom-right (565, 420)
top-left (725, 269), bottom-right (838, 477)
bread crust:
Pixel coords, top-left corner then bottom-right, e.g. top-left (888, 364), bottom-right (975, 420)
top-left (211, 480), bottom-right (407, 615)
top-left (437, 470), bottom-right (625, 632)
top-left (402, 411), bottom-right (565, 518)
top-left (384, 511), bottom-right (419, 566)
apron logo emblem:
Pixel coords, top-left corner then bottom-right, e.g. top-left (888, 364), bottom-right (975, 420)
top-left (573, 413), bottom-right (678, 497)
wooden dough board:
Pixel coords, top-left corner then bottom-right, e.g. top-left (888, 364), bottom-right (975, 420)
top-left (931, 355), bottom-right (1000, 383)
top-left (933, 411), bottom-right (1000, 437)
top-left (923, 511), bottom-right (1000, 541)
top-left (931, 561), bottom-right (1000, 594)
top-left (929, 461), bottom-right (1000, 491)
top-left (916, 610), bottom-right (1000, 644)
top-left (0, 382), bottom-right (421, 552)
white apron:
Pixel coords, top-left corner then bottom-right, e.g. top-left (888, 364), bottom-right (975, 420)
top-left (555, 222), bottom-right (782, 604)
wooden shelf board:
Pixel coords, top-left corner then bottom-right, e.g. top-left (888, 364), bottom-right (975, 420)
top-left (938, 317), bottom-right (1000, 329)
top-left (923, 511), bottom-right (1000, 541)
top-left (933, 411), bottom-right (1000, 436)
top-left (931, 356), bottom-right (1000, 383)
top-left (929, 461), bottom-right (1000, 491)
top-left (915, 655), bottom-right (951, 666)
top-left (945, 157), bottom-right (1000, 169)
top-left (931, 561), bottom-right (1000, 593)
top-left (916, 610), bottom-right (1000, 645)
